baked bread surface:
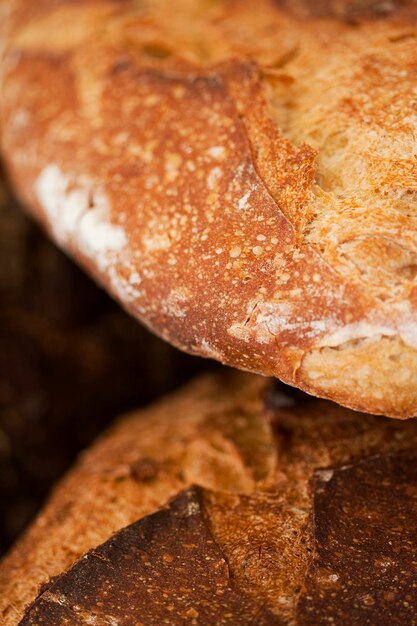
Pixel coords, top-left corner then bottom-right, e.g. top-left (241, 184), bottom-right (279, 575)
top-left (2, 371), bottom-right (417, 624)
top-left (2, 0), bottom-right (417, 416)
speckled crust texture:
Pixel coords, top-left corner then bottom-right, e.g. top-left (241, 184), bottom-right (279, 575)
top-left (3, 372), bottom-right (417, 624)
top-left (2, 0), bottom-right (417, 417)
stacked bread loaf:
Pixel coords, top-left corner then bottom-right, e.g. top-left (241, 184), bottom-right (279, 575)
top-left (3, 373), bottom-right (417, 625)
top-left (1, 0), bottom-right (417, 624)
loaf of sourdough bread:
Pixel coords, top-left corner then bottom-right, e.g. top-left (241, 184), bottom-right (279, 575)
top-left (2, 1), bottom-right (417, 417)
top-left (2, 371), bottom-right (417, 625)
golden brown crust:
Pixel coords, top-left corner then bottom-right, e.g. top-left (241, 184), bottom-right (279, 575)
top-left (3, 372), bottom-right (417, 624)
top-left (2, 0), bottom-right (417, 416)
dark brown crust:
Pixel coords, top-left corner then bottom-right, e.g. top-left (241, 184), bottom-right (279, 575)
top-left (297, 452), bottom-right (417, 625)
top-left (20, 487), bottom-right (281, 626)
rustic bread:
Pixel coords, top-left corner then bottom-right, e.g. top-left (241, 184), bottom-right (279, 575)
top-left (2, 371), bottom-right (417, 624)
top-left (2, 1), bottom-right (417, 417)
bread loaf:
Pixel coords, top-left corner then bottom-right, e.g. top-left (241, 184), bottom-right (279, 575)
top-left (2, 371), bottom-right (417, 624)
top-left (2, 1), bottom-right (417, 417)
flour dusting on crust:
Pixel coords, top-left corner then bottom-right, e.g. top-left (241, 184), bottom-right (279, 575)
top-left (36, 164), bottom-right (126, 271)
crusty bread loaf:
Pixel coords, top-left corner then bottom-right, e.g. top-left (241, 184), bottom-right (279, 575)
top-left (2, 371), bottom-right (417, 625)
top-left (2, 1), bottom-right (417, 417)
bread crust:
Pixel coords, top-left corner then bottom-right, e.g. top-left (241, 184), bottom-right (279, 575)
top-left (3, 372), bottom-right (417, 624)
top-left (2, 0), bottom-right (417, 417)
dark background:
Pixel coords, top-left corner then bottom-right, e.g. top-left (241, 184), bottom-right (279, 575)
top-left (0, 166), bottom-right (208, 555)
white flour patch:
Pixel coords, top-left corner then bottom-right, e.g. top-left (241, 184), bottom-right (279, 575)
top-left (320, 321), bottom-right (396, 348)
top-left (36, 164), bottom-right (87, 244)
top-left (207, 145), bottom-right (226, 159)
top-left (35, 164), bottom-right (127, 274)
top-left (228, 300), bottom-right (340, 346)
top-left (319, 301), bottom-right (417, 351)
top-left (207, 166), bottom-right (222, 190)
top-left (200, 339), bottom-right (223, 361)
top-left (107, 266), bottom-right (142, 303)
top-left (398, 321), bottom-right (417, 349)
top-left (162, 289), bottom-right (190, 319)
top-left (238, 190), bottom-right (252, 210)
top-left (78, 204), bottom-right (126, 271)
